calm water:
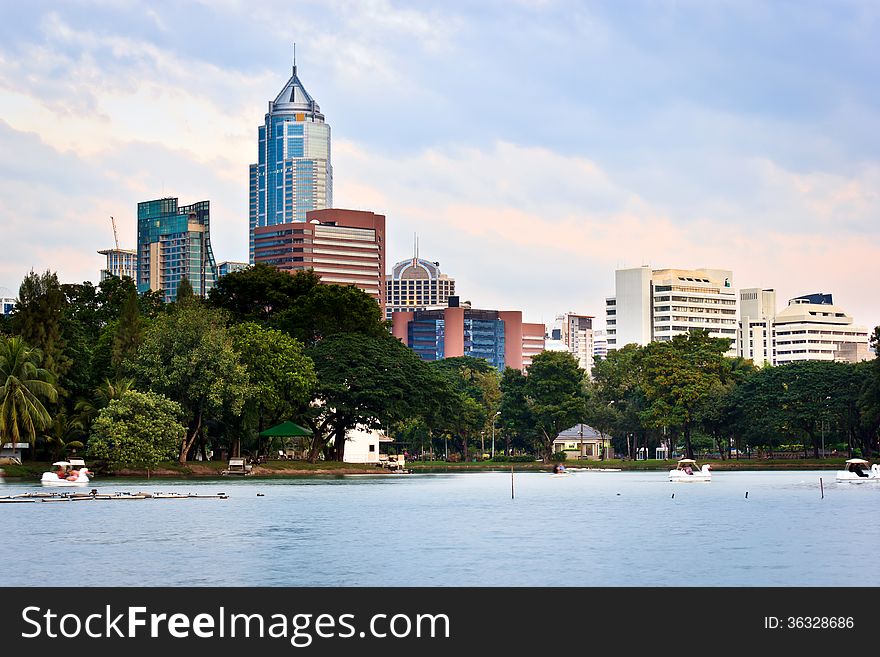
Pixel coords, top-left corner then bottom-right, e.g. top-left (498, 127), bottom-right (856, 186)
top-left (3, 470), bottom-right (878, 586)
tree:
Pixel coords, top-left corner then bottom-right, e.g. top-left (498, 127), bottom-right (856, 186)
top-left (522, 351), bottom-right (585, 461)
top-left (111, 286), bottom-right (144, 373)
top-left (74, 377), bottom-right (137, 430)
top-left (305, 332), bottom-right (446, 463)
top-left (129, 304), bottom-right (251, 462)
top-left (0, 336), bottom-right (58, 457)
top-left (228, 322), bottom-right (317, 455)
top-left (175, 277), bottom-right (195, 303)
top-left (208, 264), bottom-right (320, 323)
top-left (275, 283), bottom-right (387, 347)
top-left (39, 412), bottom-right (85, 461)
top-left (87, 391), bottom-right (185, 471)
top-left (12, 270), bottom-right (71, 381)
top-left (588, 343), bottom-right (646, 458)
top-left (429, 357), bottom-right (499, 461)
top-left (639, 331), bottom-right (731, 459)
top-left (499, 367), bottom-right (534, 456)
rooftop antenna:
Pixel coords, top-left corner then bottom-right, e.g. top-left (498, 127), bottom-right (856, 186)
top-left (293, 42), bottom-right (297, 75)
top-left (412, 233), bottom-right (418, 266)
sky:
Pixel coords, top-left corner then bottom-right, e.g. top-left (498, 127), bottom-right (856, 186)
top-left (1, 0), bottom-right (878, 331)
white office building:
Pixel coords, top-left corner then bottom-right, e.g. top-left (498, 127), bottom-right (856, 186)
top-left (605, 266), bottom-right (737, 355)
top-left (739, 291), bottom-right (872, 365)
top-left (593, 329), bottom-right (608, 360)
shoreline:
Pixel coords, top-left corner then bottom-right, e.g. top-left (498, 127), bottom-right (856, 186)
top-left (1, 458), bottom-right (851, 481)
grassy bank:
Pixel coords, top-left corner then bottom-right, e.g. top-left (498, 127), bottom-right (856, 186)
top-left (408, 458), bottom-right (848, 472)
top-left (2, 457), bottom-right (849, 481)
top-left (2, 459), bottom-right (392, 480)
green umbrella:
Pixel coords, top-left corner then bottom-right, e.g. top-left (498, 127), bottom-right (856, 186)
top-left (259, 421), bottom-right (313, 438)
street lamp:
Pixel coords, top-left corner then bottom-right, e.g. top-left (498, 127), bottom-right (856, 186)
top-left (491, 411), bottom-right (501, 458)
top-left (821, 396), bottom-right (831, 458)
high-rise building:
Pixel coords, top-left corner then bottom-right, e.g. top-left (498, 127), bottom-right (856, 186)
top-left (385, 251), bottom-right (455, 321)
top-left (605, 266), bottom-right (737, 355)
top-left (737, 288), bottom-right (777, 366)
top-left (98, 248), bottom-right (137, 282)
top-left (253, 208), bottom-right (385, 313)
top-left (738, 290), bottom-right (872, 365)
top-left (218, 261), bottom-right (249, 278)
top-left (593, 329), bottom-right (608, 361)
top-left (549, 312), bottom-right (594, 374)
top-left (391, 298), bottom-right (544, 371)
top-left (522, 322), bottom-right (547, 369)
top-left (137, 197), bottom-right (218, 303)
top-left (249, 60), bottom-right (332, 262)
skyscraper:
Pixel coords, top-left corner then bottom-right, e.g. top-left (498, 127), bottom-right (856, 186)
top-left (137, 197), bottom-right (218, 303)
top-left (249, 58), bottom-right (332, 263)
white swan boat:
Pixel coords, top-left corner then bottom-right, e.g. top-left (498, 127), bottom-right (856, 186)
top-left (41, 459), bottom-right (92, 487)
top-left (669, 459), bottom-right (711, 482)
top-left (836, 459), bottom-right (880, 483)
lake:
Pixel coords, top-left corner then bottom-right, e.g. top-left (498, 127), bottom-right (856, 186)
top-left (3, 470), bottom-right (878, 586)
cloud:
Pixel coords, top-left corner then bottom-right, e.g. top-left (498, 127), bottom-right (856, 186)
top-left (0, 1), bottom-right (878, 334)
top-left (334, 139), bottom-right (880, 328)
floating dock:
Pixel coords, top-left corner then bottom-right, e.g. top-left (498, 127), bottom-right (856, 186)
top-left (0, 490), bottom-right (229, 503)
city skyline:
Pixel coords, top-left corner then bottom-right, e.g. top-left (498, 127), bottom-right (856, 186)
top-left (1, 2), bottom-right (878, 331)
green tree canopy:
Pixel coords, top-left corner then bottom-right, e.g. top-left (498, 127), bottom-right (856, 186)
top-left (520, 351), bottom-right (585, 461)
top-left (208, 264), bottom-right (321, 323)
top-left (87, 390), bottom-right (185, 471)
top-left (129, 304), bottom-right (251, 462)
top-left (429, 356), bottom-right (499, 460)
top-left (274, 283), bottom-right (387, 347)
top-left (228, 322), bottom-right (317, 453)
top-left (13, 270), bottom-right (71, 382)
top-left (305, 332), bottom-right (448, 462)
top-left (639, 330), bottom-right (731, 459)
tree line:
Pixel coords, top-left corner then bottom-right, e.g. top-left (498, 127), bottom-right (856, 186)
top-left (1, 266), bottom-right (879, 469)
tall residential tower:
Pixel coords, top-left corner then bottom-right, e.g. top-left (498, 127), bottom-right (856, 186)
top-left (137, 197), bottom-right (217, 303)
top-left (249, 59), bottom-right (332, 262)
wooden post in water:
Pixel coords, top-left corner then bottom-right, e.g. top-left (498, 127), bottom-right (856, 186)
top-left (820, 477), bottom-right (824, 499)
top-left (511, 465), bottom-right (515, 499)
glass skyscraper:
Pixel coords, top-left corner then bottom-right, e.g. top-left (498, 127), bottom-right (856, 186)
top-left (137, 197), bottom-right (218, 303)
top-left (249, 62), bottom-right (332, 263)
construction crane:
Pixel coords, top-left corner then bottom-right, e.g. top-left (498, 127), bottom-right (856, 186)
top-left (110, 216), bottom-right (119, 251)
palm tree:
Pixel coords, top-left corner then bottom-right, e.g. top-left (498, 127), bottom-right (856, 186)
top-left (40, 412), bottom-right (85, 461)
top-left (74, 376), bottom-right (136, 427)
top-left (0, 336), bottom-right (58, 458)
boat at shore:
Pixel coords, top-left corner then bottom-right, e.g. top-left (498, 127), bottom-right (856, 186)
top-left (836, 459), bottom-right (880, 483)
top-left (41, 458), bottom-right (91, 487)
top-left (669, 459), bottom-right (711, 482)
